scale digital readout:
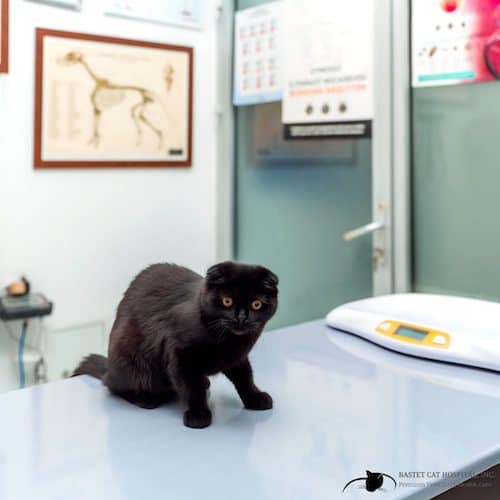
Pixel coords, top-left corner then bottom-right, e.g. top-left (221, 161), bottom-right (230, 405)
top-left (395, 326), bottom-right (428, 341)
top-left (326, 294), bottom-right (500, 372)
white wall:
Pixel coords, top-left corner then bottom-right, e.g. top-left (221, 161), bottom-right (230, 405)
top-left (0, 0), bottom-right (220, 391)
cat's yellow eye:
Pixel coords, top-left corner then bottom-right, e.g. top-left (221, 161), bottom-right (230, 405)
top-left (222, 297), bottom-right (233, 308)
top-left (251, 300), bottom-right (263, 311)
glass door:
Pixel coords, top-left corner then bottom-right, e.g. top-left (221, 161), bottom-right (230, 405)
top-left (412, 80), bottom-right (500, 301)
top-left (411, 4), bottom-right (500, 302)
top-left (233, 0), bottom-right (394, 328)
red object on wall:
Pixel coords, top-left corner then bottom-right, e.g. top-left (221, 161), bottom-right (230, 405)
top-left (441, 0), bottom-right (459, 12)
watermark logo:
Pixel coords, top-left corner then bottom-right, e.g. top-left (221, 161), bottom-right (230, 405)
top-left (397, 470), bottom-right (495, 490)
top-left (343, 470), bottom-right (397, 493)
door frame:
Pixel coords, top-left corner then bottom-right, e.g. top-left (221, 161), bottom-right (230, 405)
top-left (391, 0), bottom-right (412, 294)
top-left (372, 0), bottom-right (394, 295)
top-left (215, 0), bottom-right (236, 262)
top-left (216, 0), bottom-right (412, 295)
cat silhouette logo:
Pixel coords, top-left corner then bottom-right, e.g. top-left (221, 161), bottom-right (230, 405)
top-left (343, 470), bottom-right (397, 493)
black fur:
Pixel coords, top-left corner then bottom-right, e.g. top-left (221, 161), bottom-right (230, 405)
top-left (74, 354), bottom-right (108, 378)
top-left (74, 261), bottom-right (278, 428)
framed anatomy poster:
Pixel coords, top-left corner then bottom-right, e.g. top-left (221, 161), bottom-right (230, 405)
top-left (34, 29), bottom-right (193, 168)
top-left (0, 0), bottom-right (8, 73)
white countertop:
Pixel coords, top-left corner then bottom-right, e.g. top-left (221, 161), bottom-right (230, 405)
top-left (2, 319), bottom-right (500, 499)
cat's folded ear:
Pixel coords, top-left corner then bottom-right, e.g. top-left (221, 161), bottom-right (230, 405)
top-left (258, 267), bottom-right (279, 293)
top-left (205, 261), bottom-right (233, 286)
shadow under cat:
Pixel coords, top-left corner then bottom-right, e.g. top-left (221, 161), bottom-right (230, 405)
top-left (98, 376), bottom-right (273, 500)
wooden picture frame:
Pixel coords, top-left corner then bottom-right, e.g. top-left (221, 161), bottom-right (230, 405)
top-left (0, 0), bottom-right (8, 73)
top-left (34, 28), bottom-right (194, 169)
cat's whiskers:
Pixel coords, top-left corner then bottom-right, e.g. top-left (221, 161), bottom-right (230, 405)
top-left (207, 319), bottom-right (230, 343)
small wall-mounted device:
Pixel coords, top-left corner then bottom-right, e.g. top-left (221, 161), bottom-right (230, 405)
top-left (0, 293), bottom-right (53, 389)
top-left (326, 293), bottom-right (500, 372)
top-left (0, 294), bottom-right (53, 321)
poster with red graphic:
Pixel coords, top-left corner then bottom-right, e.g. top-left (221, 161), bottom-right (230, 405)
top-left (412, 0), bottom-right (500, 87)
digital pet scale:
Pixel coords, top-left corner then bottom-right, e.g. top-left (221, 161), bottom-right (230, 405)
top-left (326, 293), bottom-right (500, 372)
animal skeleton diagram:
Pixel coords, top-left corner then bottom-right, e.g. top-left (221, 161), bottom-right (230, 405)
top-left (58, 51), bottom-right (174, 151)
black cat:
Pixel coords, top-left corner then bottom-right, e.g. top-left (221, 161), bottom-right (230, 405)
top-left (74, 261), bottom-right (279, 429)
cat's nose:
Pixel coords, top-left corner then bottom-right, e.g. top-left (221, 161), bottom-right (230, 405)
top-left (237, 310), bottom-right (248, 324)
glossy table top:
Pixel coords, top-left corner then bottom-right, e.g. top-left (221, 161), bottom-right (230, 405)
top-left (2, 320), bottom-right (500, 500)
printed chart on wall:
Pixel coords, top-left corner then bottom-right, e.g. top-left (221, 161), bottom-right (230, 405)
top-left (29, 0), bottom-right (81, 9)
top-left (282, 0), bottom-right (374, 139)
top-left (105, 0), bottom-right (203, 30)
top-left (35, 29), bottom-right (193, 168)
top-left (233, 1), bottom-right (282, 106)
top-left (413, 0), bottom-right (500, 87)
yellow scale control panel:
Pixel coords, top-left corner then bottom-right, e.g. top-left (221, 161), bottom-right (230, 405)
top-left (376, 320), bottom-right (450, 349)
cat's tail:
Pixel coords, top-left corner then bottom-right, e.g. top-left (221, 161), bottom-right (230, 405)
top-left (73, 354), bottom-right (108, 379)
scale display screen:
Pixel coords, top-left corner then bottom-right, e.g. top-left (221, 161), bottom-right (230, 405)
top-left (395, 326), bottom-right (429, 341)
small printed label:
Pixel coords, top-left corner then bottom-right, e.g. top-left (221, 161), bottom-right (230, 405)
top-left (169, 149), bottom-right (184, 156)
top-left (284, 120), bottom-right (372, 140)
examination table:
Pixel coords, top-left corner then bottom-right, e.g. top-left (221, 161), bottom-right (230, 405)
top-left (2, 320), bottom-right (500, 499)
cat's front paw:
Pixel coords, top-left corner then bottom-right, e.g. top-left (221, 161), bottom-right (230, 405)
top-left (243, 391), bottom-right (273, 411)
top-left (183, 408), bottom-right (212, 429)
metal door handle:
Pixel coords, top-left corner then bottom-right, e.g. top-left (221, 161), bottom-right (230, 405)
top-left (343, 221), bottom-right (385, 241)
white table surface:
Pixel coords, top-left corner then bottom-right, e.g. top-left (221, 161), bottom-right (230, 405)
top-left (2, 319), bottom-right (500, 500)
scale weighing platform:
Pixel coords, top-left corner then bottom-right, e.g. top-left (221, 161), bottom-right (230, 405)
top-left (326, 293), bottom-right (500, 372)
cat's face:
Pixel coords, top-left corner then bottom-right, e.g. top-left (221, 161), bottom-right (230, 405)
top-left (201, 261), bottom-right (278, 336)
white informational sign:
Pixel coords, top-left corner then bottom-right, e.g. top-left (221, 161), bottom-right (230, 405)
top-left (105, 0), bottom-right (204, 31)
top-left (282, 0), bottom-right (374, 138)
top-left (233, 2), bottom-right (282, 106)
